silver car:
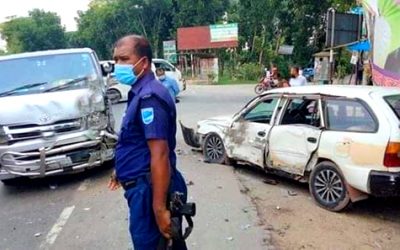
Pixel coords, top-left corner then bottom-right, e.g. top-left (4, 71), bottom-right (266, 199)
top-left (0, 48), bottom-right (117, 184)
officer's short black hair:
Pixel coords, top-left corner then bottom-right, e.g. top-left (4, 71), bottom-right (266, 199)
top-left (115, 35), bottom-right (153, 63)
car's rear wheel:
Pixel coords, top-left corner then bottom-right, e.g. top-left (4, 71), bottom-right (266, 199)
top-left (106, 89), bottom-right (122, 104)
top-left (203, 133), bottom-right (227, 164)
top-left (309, 161), bottom-right (351, 212)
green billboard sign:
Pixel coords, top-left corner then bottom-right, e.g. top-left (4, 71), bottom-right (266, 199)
top-left (163, 40), bottom-right (177, 64)
top-left (209, 23), bottom-right (238, 42)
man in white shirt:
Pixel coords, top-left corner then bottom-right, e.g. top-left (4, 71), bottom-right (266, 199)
top-left (289, 66), bottom-right (307, 87)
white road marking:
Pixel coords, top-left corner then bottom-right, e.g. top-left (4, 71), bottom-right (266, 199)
top-left (40, 206), bottom-right (75, 249)
top-left (77, 179), bottom-right (91, 191)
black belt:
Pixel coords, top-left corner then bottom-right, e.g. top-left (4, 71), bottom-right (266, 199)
top-left (121, 174), bottom-right (150, 191)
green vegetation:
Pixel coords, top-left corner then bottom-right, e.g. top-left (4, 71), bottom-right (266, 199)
top-left (0, 0), bottom-right (356, 83)
top-left (0, 9), bottom-right (66, 53)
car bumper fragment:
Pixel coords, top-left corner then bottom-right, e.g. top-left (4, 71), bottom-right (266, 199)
top-left (369, 170), bottom-right (400, 197)
top-left (179, 121), bottom-right (201, 148)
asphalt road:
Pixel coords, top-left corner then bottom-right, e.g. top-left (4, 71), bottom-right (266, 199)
top-left (0, 84), bottom-right (269, 250)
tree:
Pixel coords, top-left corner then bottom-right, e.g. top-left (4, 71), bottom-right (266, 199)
top-left (74, 0), bottom-right (173, 59)
top-left (0, 9), bottom-right (66, 53)
top-left (172, 0), bottom-right (230, 28)
top-left (229, 0), bottom-right (358, 73)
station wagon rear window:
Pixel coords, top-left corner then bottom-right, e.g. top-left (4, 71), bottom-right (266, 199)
top-left (384, 95), bottom-right (400, 119)
top-left (325, 99), bottom-right (377, 132)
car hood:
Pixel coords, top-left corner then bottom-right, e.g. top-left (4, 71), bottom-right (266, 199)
top-left (198, 115), bottom-right (233, 128)
top-left (0, 89), bottom-right (105, 126)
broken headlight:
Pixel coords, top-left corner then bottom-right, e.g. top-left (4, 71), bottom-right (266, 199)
top-left (87, 112), bottom-right (108, 130)
top-left (0, 127), bottom-right (7, 144)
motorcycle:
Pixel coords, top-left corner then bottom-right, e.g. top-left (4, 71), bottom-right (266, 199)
top-left (254, 76), bottom-right (279, 94)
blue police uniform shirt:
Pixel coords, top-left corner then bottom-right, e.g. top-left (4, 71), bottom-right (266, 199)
top-left (160, 76), bottom-right (180, 99)
top-left (115, 72), bottom-right (177, 183)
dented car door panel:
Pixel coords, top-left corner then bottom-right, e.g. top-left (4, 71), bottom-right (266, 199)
top-left (267, 125), bottom-right (321, 175)
top-left (226, 96), bottom-right (280, 168)
top-left (266, 96), bottom-right (322, 176)
top-left (227, 120), bottom-right (269, 168)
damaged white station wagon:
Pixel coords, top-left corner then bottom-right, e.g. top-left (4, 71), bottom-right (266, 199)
top-left (181, 85), bottom-right (400, 211)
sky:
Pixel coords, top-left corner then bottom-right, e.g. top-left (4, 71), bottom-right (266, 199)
top-left (0, 0), bottom-right (91, 49)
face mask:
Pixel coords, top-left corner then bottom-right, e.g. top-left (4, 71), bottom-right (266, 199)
top-left (113, 58), bottom-right (144, 86)
top-left (158, 75), bottom-right (166, 81)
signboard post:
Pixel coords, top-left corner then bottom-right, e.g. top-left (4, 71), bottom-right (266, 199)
top-left (209, 23), bottom-right (238, 42)
top-left (163, 40), bottom-right (177, 64)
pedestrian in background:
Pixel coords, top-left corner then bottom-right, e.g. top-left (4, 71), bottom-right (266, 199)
top-left (108, 34), bottom-right (187, 250)
top-left (289, 66), bottom-right (307, 87)
top-left (156, 68), bottom-right (180, 103)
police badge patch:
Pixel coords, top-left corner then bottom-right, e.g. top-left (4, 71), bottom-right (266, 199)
top-left (141, 108), bottom-right (154, 125)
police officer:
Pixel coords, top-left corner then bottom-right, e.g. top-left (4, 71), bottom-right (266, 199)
top-left (108, 35), bottom-right (188, 250)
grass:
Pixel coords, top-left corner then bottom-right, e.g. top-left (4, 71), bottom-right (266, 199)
top-left (217, 75), bottom-right (255, 85)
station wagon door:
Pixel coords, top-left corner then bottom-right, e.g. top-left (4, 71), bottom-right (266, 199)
top-left (266, 96), bottom-right (323, 176)
top-left (227, 96), bottom-right (281, 168)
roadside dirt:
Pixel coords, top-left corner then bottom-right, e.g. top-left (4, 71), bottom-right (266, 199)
top-left (234, 164), bottom-right (400, 250)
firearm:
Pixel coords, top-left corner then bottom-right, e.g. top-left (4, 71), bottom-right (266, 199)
top-left (158, 192), bottom-right (196, 250)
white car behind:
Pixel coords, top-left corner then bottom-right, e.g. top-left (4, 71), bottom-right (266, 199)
top-left (101, 59), bottom-right (186, 104)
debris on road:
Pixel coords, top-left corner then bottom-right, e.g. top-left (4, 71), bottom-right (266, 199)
top-left (224, 219), bottom-right (229, 222)
top-left (371, 227), bottom-right (383, 233)
top-left (83, 208), bottom-right (91, 211)
top-left (34, 233), bottom-right (41, 237)
top-left (226, 236), bottom-right (234, 241)
top-left (186, 181), bottom-right (194, 186)
top-left (242, 208), bottom-right (249, 213)
top-left (263, 178), bottom-right (279, 185)
top-left (240, 187), bottom-right (250, 194)
top-left (241, 224), bottom-right (251, 230)
top-left (276, 206), bottom-right (281, 210)
top-left (287, 190), bottom-right (298, 196)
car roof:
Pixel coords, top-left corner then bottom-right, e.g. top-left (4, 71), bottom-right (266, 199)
top-left (0, 48), bottom-right (94, 61)
top-left (265, 85), bottom-right (400, 99)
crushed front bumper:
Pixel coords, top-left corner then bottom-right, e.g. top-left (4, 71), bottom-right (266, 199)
top-left (369, 170), bottom-right (400, 197)
top-left (179, 121), bottom-right (201, 148)
top-left (0, 130), bottom-right (117, 180)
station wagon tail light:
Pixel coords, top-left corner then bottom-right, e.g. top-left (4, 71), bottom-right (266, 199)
top-left (384, 142), bottom-right (400, 167)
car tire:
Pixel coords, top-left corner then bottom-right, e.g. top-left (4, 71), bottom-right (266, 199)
top-left (203, 133), bottom-right (228, 164)
top-left (309, 161), bottom-right (351, 212)
top-left (106, 89), bottom-right (122, 104)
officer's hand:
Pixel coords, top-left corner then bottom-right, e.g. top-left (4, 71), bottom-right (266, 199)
top-left (108, 171), bottom-right (121, 191)
top-left (154, 209), bottom-right (172, 239)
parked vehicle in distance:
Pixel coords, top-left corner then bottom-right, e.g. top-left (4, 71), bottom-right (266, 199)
top-left (181, 85), bottom-right (400, 211)
top-left (0, 48), bottom-right (117, 184)
top-left (302, 67), bottom-right (315, 82)
top-left (101, 59), bottom-right (186, 104)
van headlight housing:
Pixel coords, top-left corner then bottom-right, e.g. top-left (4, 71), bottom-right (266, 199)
top-left (0, 127), bottom-right (7, 144)
top-left (87, 112), bottom-right (108, 130)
